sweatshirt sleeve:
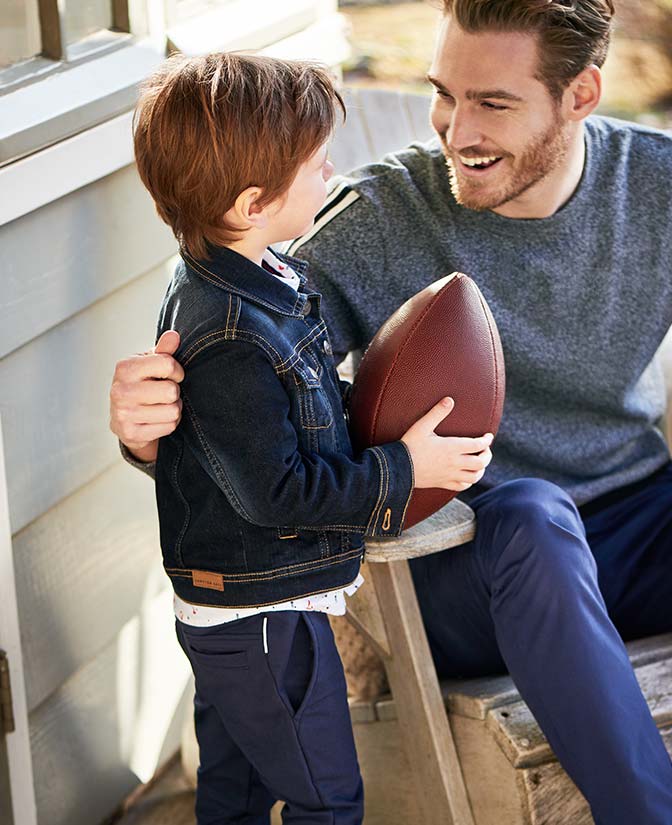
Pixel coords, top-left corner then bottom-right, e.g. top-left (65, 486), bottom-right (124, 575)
top-left (118, 440), bottom-right (156, 480)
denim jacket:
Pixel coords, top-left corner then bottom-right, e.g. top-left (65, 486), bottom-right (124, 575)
top-left (154, 245), bottom-right (414, 607)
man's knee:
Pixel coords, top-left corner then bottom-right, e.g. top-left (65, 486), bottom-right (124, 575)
top-left (473, 478), bottom-right (588, 574)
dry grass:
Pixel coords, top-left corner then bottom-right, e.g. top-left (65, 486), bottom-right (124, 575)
top-left (340, 0), bottom-right (672, 124)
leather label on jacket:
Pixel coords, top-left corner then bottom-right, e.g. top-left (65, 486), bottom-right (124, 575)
top-left (192, 570), bottom-right (225, 591)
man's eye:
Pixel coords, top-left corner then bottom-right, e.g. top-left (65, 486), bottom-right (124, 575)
top-left (482, 101), bottom-right (508, 111)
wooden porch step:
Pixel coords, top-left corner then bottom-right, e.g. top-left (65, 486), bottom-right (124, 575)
top-left (349, 632), bottom-right (672, 825)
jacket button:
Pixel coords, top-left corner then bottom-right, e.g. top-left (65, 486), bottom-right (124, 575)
top-left (323, 339), bottom-right (332, 356)
top-left (302, 299), bottom-right (312, 316)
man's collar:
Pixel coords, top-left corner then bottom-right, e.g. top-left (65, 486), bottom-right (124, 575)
top-left (180, 245), bottom-right (313, 317)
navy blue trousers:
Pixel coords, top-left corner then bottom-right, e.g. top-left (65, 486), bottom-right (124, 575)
top-left (176, 611), bottom-right (363, 825)
top-left (411, 462), bottom-right (672, 825)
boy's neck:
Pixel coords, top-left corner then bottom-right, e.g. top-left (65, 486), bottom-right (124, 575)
top-left (226, 235), bottom-right (271, 266)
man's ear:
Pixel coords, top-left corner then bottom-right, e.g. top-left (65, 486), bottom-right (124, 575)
top-left (564, 65), bottom-right (602, 122)
top-left (225, 186), bottom-right (267, 231)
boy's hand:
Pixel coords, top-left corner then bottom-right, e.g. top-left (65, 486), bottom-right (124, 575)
top-left (109, 330), bottom-right (185, 463)
top-left (401, 397), bottom-right (494, 492)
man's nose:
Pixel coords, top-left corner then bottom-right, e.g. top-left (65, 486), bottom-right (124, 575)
top-left (446, 106), bottom-right (482, 153)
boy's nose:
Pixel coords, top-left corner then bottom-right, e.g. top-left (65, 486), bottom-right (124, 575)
top-left (323, 159), bottom-right (335, 181)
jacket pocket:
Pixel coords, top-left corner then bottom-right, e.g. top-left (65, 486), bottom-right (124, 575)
top-left (292, 361), bottom-right (334, 431)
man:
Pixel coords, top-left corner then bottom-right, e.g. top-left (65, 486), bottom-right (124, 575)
top-left (110, 2), bottom-right (672, 822)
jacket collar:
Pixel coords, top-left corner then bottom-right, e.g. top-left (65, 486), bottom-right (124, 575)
top-left (180, 244), bottom-right (313, 317)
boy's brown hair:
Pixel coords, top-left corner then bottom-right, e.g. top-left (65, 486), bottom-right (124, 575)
top-left (133, 53), bottom-right (345, 259)
top-left (441, 0), bottom-right (615, 100)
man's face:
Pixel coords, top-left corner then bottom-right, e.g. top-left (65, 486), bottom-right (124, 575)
top-left (428, 17), bottom-right (572, 214)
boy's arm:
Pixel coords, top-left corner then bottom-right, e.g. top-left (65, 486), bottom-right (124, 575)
top-left (180, 340), bottom-right (414, 538)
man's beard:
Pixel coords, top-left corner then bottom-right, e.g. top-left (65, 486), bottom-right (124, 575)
top-left (443, 111), bottom-right (571, 212)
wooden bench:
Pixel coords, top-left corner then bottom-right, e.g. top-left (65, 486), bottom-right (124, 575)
top-left (181, 88), bottom-right (672, 825)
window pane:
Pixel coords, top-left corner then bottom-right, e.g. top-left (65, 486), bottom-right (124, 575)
top-left (62, 0), bottom-right (112, 46)
top-left (0, 0), bottom-right (41, 68)
top-left (176, 0), bottom-right (234, 24)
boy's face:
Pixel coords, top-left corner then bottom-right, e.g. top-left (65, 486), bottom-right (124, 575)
top-left (268, 143), bottom-right (334, 242)
top-left (428, 16), bottom-right (572, 215)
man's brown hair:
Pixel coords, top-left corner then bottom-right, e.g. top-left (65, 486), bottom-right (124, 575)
top-left (441, 0), bottom-right (615, 100)
top-left (133, 53), bottom-right (345, 259)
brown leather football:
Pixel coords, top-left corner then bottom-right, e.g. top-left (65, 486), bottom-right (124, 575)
top-left (349, 273), bottom-right (505, 530)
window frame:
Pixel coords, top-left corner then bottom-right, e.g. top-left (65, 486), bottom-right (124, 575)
top-left (0, 0), bottom-right (346, 226)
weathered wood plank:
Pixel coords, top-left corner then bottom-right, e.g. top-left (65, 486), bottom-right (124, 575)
top-left (366, 560), bottom-right (475, 825)
top-left (449, 714), bottom-right (526, 825)
top-left (329, 88), bottom-right (375, 175)
top-left (1, 258), bottom-right (174, 535)
top-left (438, 632), bottom-right (672, 722)
top-left (0, 163), bottom-right (176, 360)
top-left (29, 589), bottom-right (191, 825)
top-left (487, 656), bottom-right (672, 769)
top-left (521, 726), bottom-right (672, 825)
top-left (374, 633), bottom-right (672, 723)
top-left (364, 498), bottom-right (475, 562)
top-left (356, 88), bottom-right (416, 162)
top-left (402, 93), bottom-right (433, 142)
top-left (14, 461), bottom-right (162, 712)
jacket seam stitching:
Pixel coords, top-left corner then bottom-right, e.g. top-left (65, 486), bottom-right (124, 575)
top-left (182, 251), bottom-right (300, 317)
top-left (366, 447), bottom-right (386, 534)
top-left (398, 441), bottom-right (415, 529)
top-left (372, 446), bottom-right (390, 533)
top-left (165, 546), bottom-right (363, 581)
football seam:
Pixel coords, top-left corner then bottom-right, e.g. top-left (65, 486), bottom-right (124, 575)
top-left (370, 277), bottom-right (460, 443)
top-left (475, 286), bottom-right (502, 433)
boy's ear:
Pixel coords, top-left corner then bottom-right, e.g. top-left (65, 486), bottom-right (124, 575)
top-left (226, 186), bottom-right (268, 230)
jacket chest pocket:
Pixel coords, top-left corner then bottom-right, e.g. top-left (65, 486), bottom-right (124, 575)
top-left (292, 358), bottom-right (334, 433)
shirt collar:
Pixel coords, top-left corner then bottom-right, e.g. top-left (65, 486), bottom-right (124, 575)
top-left (180, 244), bottom-right (313, 317)
top-left (262, 248), bottom-right (301, 292)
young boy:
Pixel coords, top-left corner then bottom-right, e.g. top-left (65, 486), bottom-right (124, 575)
top-left (132, 52), bottom-right (493, 824)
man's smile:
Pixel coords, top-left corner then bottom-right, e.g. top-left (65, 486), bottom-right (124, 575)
top-left (451, 153), bottom-right (505, 177)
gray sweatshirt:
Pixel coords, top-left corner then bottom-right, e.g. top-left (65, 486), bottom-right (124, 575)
top-left (288, 116), bottom-right (672, 505)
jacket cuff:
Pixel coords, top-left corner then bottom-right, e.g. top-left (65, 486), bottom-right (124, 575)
top-left (118, 440), bottom-right (157, 480)
top-left (365, 441), bottom-right (415, 537)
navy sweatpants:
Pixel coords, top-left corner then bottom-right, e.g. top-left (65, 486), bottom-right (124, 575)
top-left (411, 462), bottom-right (672, 825)
top-left (176, 610), bottom-right (363, 825)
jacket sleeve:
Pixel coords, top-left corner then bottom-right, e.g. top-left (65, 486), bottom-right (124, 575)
top-left (177, 339), bottom-right (414, 537)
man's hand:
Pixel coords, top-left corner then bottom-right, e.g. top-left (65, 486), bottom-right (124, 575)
top-left (109, 330), bottom-right (185, 463)
top-left (401, 397), bottom-right (493, 491)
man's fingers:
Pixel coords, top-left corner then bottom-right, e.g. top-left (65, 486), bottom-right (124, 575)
top-left (125, 421), bottom-right (182, 447)
top-left (111, 376), bottom-right (181, 407)
top-left (154, 329), bottom-right (180, 356)
top-left (118, 401), bottom-right (182, 426)
top-left (114, 351), bottom-right (185, 384)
